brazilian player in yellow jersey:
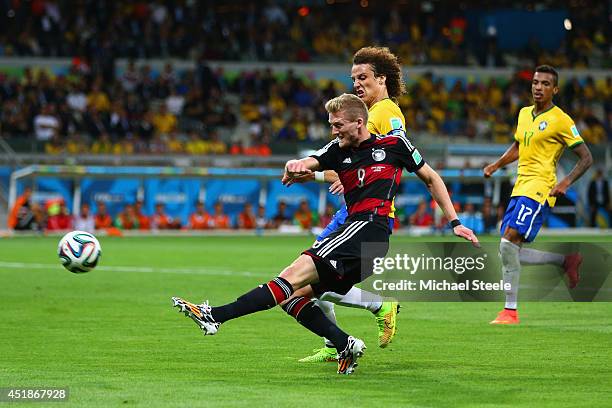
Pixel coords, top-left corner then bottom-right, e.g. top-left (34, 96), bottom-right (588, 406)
top-left (484, 65), bottom-right (593, 324)
top-left (365, 98), bottom-right (405, 135)
top-left (291, 47), bottom-right (411, 362)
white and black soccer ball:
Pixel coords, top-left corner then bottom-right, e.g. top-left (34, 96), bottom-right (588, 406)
top-left (57, 231), bottom-right (102, 273)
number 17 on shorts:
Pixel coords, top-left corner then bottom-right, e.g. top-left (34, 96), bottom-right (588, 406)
top-left (500, 196), bottom-right (550, 242)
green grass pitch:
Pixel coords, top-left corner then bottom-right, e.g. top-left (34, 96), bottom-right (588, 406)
top-left (1, 235), bottom-right (611, 407)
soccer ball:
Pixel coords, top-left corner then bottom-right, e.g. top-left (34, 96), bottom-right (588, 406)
top-left (57, 231), bottom-right (102, 273)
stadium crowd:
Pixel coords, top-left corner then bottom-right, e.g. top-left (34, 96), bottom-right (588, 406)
top-left (0, 0), bottom-right (608, 68)
top-left (0, 61), bottom-right (610, 154)
top-left (8, 187), bottom-right (345, 232)
top-left (9, 185), bottom-right (526, 234)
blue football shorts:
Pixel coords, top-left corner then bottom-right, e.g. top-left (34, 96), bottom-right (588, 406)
top-left (500, 196), bottom-right (550, 242)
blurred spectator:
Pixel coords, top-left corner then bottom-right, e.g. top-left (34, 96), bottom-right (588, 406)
top-left (34, 104), bottom-right (60, 141)
top-left (91, 133), bottom-right (114, 154)
top-left (409, 200), bottom-right (434, 227)
top-left (166, 87), bottom-right (185, 115)
top-left (588, 169), bottom-right (610, 227)
top-left (271, 201), bottom-right (291, 228)
top-left (229, 141), bottom-right (244, 155)
top-left (206, 130), bottom-right (228, 154)
top-left (431, 195), bottom-right (461, 230)
top-left (185, 131), bottom-right (207, 155)
top-left (94, 202), bottom-right (113, 229)
top-left (256, 204), bottom-right (270, 230)
top-left (47, 200), bottom-right (72, 231)
top-left (481, 197), bottom-right (498, 233)
top-left (293, 200), bottom-right (314, 229)
top-left (134, 201), bottom-right (151, 230)
top-left (495, 203), bottom-right (506, 232)
top-left (74, 203), bottom-right (95, 233)
top-left (189, 202), bottom-right (210, 230)
top-left (152, 104), bottom-right (177, 135)
top-left (120, 61), bottom-right (140, 93)
top-left (319, 203), bottom-right (337, 228)
top-left (66, 83), bottom-right (88, 113)
top-left (87, 82), bottom-right (111, 112)
top-left (166, 131), bottom-right (185, 154)
top-left (151, 203), bottom-right (181, 229)
top-left (84, 107), bottom-right (110, 138)
top-left (8, 187), bottom-right (43, 230)
top-left (115, 204), bottom-right (139, 230)
top-left (209, 201), bottom-right (230, 229)
top-left (237, 203), bottom-right (256, 229)
top-left (108, 103), bottom-right (132, 138)
top-left (32, 204), bottom-right (47, 231)
top-left (459, 203), bottom-right (484, 234)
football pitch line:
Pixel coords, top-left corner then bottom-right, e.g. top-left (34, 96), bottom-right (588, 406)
top-left (2, 261), bottom-right (610, 295)
top-left (0, 261), bottom-right (270, 277)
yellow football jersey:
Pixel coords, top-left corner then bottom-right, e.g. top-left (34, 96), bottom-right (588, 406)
top-left (367, 98), bottom-right (406, 219)
top-left (367, 98), bottom-right (406, 135)
top-left (512, 105), bottom-right (584, 207)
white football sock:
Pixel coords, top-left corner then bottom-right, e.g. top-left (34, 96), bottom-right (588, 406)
top-left (519, 247), bottom-right (564, 266)
top-left (320, 287), bottom-right (384, 314)
top-left (314, 299), bottom-right (336, 348)
top-left (500, 238), bottom-right (521, 310)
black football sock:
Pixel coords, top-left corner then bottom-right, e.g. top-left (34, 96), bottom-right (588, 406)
top-left (282, 296), bottom-right (349, 352)
top-left (211, 277), bottom-right (293, 323)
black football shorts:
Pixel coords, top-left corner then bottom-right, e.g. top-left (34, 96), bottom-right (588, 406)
top-left (303, 215), bottom-right (389, 295)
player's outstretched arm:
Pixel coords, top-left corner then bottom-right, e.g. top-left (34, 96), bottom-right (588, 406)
top-left (282, 169), bottom-right (340, 188)
top-left (282, 157), bottom-right (321, 186)
top-left (416, 163), bottom-right (480, 247)
top-left (483, 141), bottom-right (519, 177)
top-left (550, 143), bottom-right (593, 197)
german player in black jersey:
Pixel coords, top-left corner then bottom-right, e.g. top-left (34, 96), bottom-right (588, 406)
top-left (172, 93), bottom-right (479, 375)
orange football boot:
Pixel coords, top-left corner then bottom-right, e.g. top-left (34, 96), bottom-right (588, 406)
top-left (490, 309), bottom-right (519, 324)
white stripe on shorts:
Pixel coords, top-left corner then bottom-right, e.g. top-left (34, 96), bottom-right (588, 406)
top-left (524, 203), bottom-right (542, 240)
top-left (315, 221), bottom-right (365, 258)
top-left (317, 220), bottom-right (369, 259)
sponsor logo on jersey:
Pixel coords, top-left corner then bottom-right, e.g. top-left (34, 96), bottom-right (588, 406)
top-left (570, 125), bottom-right (580, 138)
top-left (412, 149), bottom-right (422, 165)
top-left (342, 157), bottom-right (352, 164)
top-left (538, 121), bottom-right (547, 131)
top-left (372, 149), bottom-right (386, 162)
top-left (371, 165), bottom-right (385, 172)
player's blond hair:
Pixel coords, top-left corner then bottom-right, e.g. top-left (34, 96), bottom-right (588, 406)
top-left (325, 93), bottom-right (369, 122)
top-left (353, 46), bottom-right (406, 100)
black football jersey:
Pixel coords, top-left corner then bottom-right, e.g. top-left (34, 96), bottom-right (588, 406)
top-left (311, 130), bottom-right (425, 216)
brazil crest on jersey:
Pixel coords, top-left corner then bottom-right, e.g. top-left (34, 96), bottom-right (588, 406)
top-left (310, 130), bottom-right (424, 217)
top-left (512, 105), bottom-right (584, 207)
